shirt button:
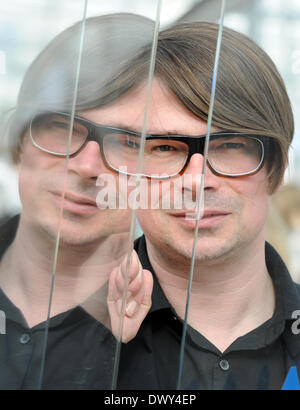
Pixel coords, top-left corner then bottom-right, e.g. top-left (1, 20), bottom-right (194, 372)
top-left (219, 359), bottom-right (230, 371)
top-left (19, 333), bottom-right (31, 344)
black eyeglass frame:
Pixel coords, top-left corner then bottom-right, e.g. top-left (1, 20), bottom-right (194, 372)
top-left (29, 111), bottom-right (268, 179)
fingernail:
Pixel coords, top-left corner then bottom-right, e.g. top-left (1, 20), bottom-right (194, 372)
top-left (125, 300), bottom-right (138, 317)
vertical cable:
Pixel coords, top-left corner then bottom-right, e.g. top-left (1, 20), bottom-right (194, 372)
top-left (176, 0), bottom-right (227, 390)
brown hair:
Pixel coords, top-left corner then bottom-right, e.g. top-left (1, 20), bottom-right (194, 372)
top-left (81, 21), bottom-right (294, 192)
top-left (152, 22), bottom-right (294, 193)
top-left (4, 13), bottom-right (155, 162)
top-left (6, 19), bottom-right (294, 193)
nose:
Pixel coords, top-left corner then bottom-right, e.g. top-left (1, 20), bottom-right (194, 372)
top-left (67, 141), bottom-right (107, 181)
top-left (182, 153), bottom-right (221, 197)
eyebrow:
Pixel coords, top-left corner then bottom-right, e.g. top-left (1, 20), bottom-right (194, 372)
top-left (103, 123), bottom-right (211, 137)
top-left (107, 122), bottom-right (225, 137)
top-left (76, 114), bottom-right (224, 137)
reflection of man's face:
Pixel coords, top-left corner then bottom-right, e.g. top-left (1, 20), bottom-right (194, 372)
top-left (17, 107), bottom-right (132, 246)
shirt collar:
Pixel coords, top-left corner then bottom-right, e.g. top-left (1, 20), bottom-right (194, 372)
top-left (0, 215), bottom-right (105, 331)
top-left (134, 235), bottom-right (171, 313)
top-left (0, 214), bottom-right (19, 258)
top-left (135, 235), bottom-right (300, 357)
top-left (135, 235), bottom-right (300, 321)
top-left (265, 241), bottom-right (300, 320)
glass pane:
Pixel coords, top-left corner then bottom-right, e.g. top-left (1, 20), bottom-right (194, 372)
top-left (0, 0), bottom-right (160, 390)
top-left (2, 0), bottom-right (299, 392)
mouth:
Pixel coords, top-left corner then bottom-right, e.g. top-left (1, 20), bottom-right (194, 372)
top-left (51, 191), bottom-right (98, 215)
top-left (169, 209), bottom-right (230, 228)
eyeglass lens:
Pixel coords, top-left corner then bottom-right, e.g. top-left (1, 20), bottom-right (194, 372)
top-left (31, 113), bottom-right (88, 155)
top-left (31, 113), bottom-right (263, 177)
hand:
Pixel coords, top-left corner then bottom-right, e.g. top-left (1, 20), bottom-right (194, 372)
top-left (107, 249), bottom-right (153, 343)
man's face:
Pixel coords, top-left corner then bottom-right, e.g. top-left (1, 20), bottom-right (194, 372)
top-left (18, 108), bottom-right (132, 246)
top-left (128, 78), bottom-right (270, 265)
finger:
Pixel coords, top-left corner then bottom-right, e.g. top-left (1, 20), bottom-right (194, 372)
top-left (119, 249), bottom-right (141, 282)
top-left (115, 265), bottom-right (128, 295)
top-left (107, 266), bottom-right (132, 305)
top-left (121, 271), bottom-right (153, 342)
top-left (127, 261), bottom-right (143, 295)
top-left (141, 269), bottom-right (153, 308)
top-left (125, 299), bottom-right (138, 317)
top-left (125, 269), bottom-right (153, 317)
top-left (115, 250), bottom-right (142, 294)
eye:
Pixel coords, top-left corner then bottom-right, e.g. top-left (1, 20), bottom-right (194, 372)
top-left (52, 118), bottom-right (87, 138)
top-left (147, 139), bottom-right (189, 157)
top-left (125, 137), bottom-right (140, 149)
top-left (52, 120), bottom-right (69, 128)
top-left (210, 137), bottom-right (249, 152)
top-left (45, 118), bottom-right (70, 130)
top-left (220, 142), bottom-right (245, 150)
top-left (153, 145), bottom-right (177, 152)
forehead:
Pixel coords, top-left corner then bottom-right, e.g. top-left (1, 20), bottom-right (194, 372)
top-left (80, 78), bottom-right (219, 136)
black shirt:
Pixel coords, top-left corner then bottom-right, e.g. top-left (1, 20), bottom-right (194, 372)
top-left (0, 215), bottom-right (116, 390)
top-left (119, 235), bottom-right (300, 390)
top-left (1, 216), bottom-right (300, 389)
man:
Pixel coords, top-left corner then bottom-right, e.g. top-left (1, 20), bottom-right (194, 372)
top-left (2, 13), bottom-right (299, 390)
top-left (109, 23), bottom-right (299, 389)
top-left (0, 13), bottom-right (154, 389)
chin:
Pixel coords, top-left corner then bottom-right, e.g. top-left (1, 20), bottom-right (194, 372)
top-left (166, 235), bottom-right (240, 265)
top-left (36, 217), bottom-right (99, 246)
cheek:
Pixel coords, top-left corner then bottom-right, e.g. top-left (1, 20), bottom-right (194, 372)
top-left (136, 208), bottom-right (173, 246)
top-left (19, 142), bottom-right (59, 173)
top-left (138, 179), bottom-right (181, 210)
top-left (18, 155), bottom-right (38, 202)
top-left (231, 170), bottom-right (269, 200)
top-left (234, 179), bottom-right (271, 228)
top-left (17, 163), bottom-right (40, 206)
top-left (137, 209), bottom-right (159, 233)
top-left (17, 147), bottom-right (63, 202)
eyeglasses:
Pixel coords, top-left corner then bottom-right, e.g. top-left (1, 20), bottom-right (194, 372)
top-left (29, 111), bottom-right (267, 178)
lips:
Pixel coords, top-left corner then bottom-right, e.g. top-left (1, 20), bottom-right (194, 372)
top-left (169, 209), bottom-right (230, 228)
top-left (51, 191), bottom-right (98, 214)
top-left (169, 209), bottom-right (230, 218)
top-left (62, 192), bottom-right (97, 207)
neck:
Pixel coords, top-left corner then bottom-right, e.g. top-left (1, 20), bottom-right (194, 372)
top-left (146, 237), bottom-right (275, 352)
top-left (0, 216), bottom-right (129, 327)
